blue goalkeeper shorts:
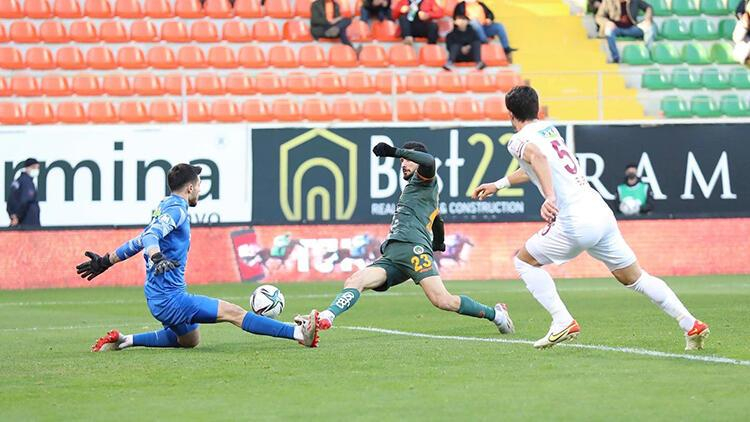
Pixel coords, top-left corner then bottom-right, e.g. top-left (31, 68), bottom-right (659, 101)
top-left (146, 292), bottom-right (219, 336)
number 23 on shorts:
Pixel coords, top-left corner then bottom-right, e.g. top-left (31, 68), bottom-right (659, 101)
top-left (411, 254), bottom-right (433, 272)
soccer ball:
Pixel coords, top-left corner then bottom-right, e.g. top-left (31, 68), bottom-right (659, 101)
top-left (619, 197), bottom-right (642, 216)
top-left (250, 285), bottom-right (285, 319)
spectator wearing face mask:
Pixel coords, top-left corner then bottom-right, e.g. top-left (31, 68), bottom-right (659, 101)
top-left (6, 158), bottom-right (41, 228)
top-left (615, 164), bottom-right (654, 216)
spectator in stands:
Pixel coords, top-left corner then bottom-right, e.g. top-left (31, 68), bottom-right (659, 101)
top-left (361, 0), bottom-right (393, 23)
top-left (6, 158), bottom-right (41, 228)
top-left (733, 2), bottom-right (750, 65)
top-left (588, 0), bottom-right (603, 14)
top-left (615, 164), bottom-right (654, 216)
top-left (393, 0), bottom-right (443, 45)
top-left (443, 15), bottom-right (485, 70)
top-left (736, 1), bottom-right (747, 19)
top-left (311, 0), bottom-right (354, 47)
top-left (596, 0), bottom-right (655, 63)
top-left (453, 0), bottom-right (517, 56)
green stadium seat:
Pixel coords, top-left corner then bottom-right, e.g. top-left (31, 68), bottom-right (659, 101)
top-left (662, 19), bottom-right (692, 40)
top-left (729, 67), bottom-right (750, 88)
top-left (671, 0), bottom-right (700, 16)
top-left (720, 94), bottom-right (750, 116)
top-left (661, 96), bottom-right (692, 117)
top-left (690, 18), bottom-right (720, 40)
top-left (650, 0), bottom-right (671, 16)
top-left (641, 68), bottom-right (673, 89)
top-left (719, 19), bottom-right (735, 40)
top-left (672, 67), bottom-right (702, 89)
top-left (700, 68), bottom-right (730, 89)
top-left (711, 42), bottom-right (734, 64)
top-left (652, 43), bottom-right (682, 64)
top-left (690, 95), bottom-right (721, 117)
top-left (622, 44), bottom-right (653, 64)
top-left (700, 0), bottom-right (731, 16)
top-left (682, 42), bottom-right (712, 65)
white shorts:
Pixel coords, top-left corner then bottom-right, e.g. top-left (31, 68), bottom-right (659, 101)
top-left (525, 210), bottom-right (637, 272)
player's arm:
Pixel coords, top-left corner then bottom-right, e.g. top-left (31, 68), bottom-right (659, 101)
top-left (75, 235), bottom-right (142, 281)
top-left (431, 214), bottom-right (446, 252)
top-left (522, 143), bottom-right (558, 223)
top-left (140, 207), bottom-right (185, 274)
top-left (372, 142), bottom-right (436, 179)
top-left (472, 168), bottom-right (529, 200)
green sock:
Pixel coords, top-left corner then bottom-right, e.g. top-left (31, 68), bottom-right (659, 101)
top-left (327, 288), bottom-right (361, 317)
top-left (458, 295), bottom-right (496, 321)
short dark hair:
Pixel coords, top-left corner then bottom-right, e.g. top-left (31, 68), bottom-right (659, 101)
top-left (168, 163), bottom-right (202, 192)
top-left (454, 14), bottom-right (468, 20)
top-left (625, 163), bottom-right (638, 170)
top-left (505, 86), bottom-right (539, 122)
top-left (402, 141), bottom-right (428, 153)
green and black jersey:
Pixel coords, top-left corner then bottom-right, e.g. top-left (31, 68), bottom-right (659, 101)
top-left (385, 168), bottom-right (440, 251)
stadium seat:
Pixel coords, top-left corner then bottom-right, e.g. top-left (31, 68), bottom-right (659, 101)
top-left (701, 0), bottom-right (730, 15)
top-left (144, 0), bottom-right (173, 17)
top-left (316, 72), bottom-right (345, 94)
top-left (57, 101), bottom-right (87, 123)
top-left (242, 99), bottom-right (272, 121)
top-left (119, 101), bottom-right (149, 122)
top-left (211, 99), bottom-right (242, 122)
top-left (208, 46), bottom-right (237, 68)
top-left (55, 0), bottom-right (83, 17)
top-left (255, 72), bottom-right (285, 94)
top-left (150, 100), bottom-right (181, 122)
top-left (441, 0), bottom-right (458, 15)
top-left (0, 23), bottom-right (9, 43)
top-left (466, 71), bottom-right (496, 93)
top-left (10, 21), bottom-right (39, 43)
top-left (204, 0), bottom-right (233, 18)
top-left (1, 47), bottom-right (24, 70)
top-left (0, 0), bottom-right (22, 17)
top-left (26, 102), bottom-right (56, 124)
top-left (191, 20), bottom-right (219, 42)
top-left (70, 20), bottom-right (99, 42)
top-left (622, 44), bottom-right (652, 65)
top-left (86, 46), bottom-right (117, 70)
top-left (423, 97), bottom-right (452, 120)
top-left (283, 20), bottom-right (313, 42)
top-left (338, 0), bottom-right (353, 17)
top-left (346, 71), bottom-right (376, 93)
top-left (436, 71), bottom-right (465, 93)
top-left (690, 18), bottom-right (720, 41)
top-left (332, 97), bottom-right (363, 121)
top-left (347, 19), bottom-right (372, 42)
top-left (253, 20), bottom-right (282, 42)
top-left (148, 46), bottom-right (178, 69)
top-left (419, 45), bottom-right (448, 67)
top-left (701, 68), bottom-right (730, 89)
top-left (85, 0), bottom-right (113, 17)
top-left (454, 97), bottom-right (482, 120)
top-left (406, 70), bottom-right (436, 93)
top-left (363, 97), bottom-right (393, 121)
top-left (719, 18), bottom-right (735, 40)
top-left (103, 73), bottom-right (132, 95)
top-left (11, 75), bottom-right (40, 97)
top-left (0, 77), bottom-right (8, 96)
top-left (57, 46), bottom-right (87, 70)
top-left (720, 94), bottom-right (750, 117)
top-left (671, 0), bottom-right (699, 15)
top-left (118, 46), bottom-right (148, 69)
top-left (294, 0), bottom-right (312, 18)
top-left (0, 102), bottom-right (24, 124)
top-left (729, 68), bottom-right (750, 89)
top-left (690, 95), bottom-right (720, 117)
top-left (652, 43), bottom-right (682, 64)
top-left (672, 67), bottom-right (701, 89)
top-left (100, 20), bottom-right (129, 42)
top-left (496, 71), bottom-right (522, 92)
top-left (359, 44), bottom-right (388, 67)
top-left (437, 18), bottom-right (453, 38)
top-left (179, 46), bottom-right (207, 68)
top-left (649, 0), bottom-right (670, 16)
top-left (284, 72), bottom-right (313, 94)
top-left (269, 45), bottom-right (298, 68)
top-left (375, 71), bottom-right (405, 93)
top-left (234, 0), bottom-right (262, 17)
top-left (329, 44), bottom-right (358, 67)
top-left (238, 45), bottom-right (267, 68)
top-left (298, 44), bottom-right (328, 68)
top-left (24, 0), bottom-right (52, 18)
top-left (223, 20), bottom-right (252, 42)
top-left (302, 98), bottom-right (332, 121)
top-left (484, 95), bottom-right (510, 120)
top-left (682, 42), bottom-right (711, 65)
top-left (271, 98), bottom-right (301, 121)
top-left (131, 20), bottom-right (158, 42)
top-left (133, 72), bottom-right (163, 96)
top-left (115, 0), bottom-right (143, 17)
top-left (72, 73), bottom-right (102, 95)
top-left (481, 44), bottom-right (508, 66)
top-left (661, 95), bottom-right (691, 117)
top-left (88, 101), bottom-right (118, 123)
top-left (372, 20), bottom-right (400, 41)
top-left (226, 72), bottom-right (254, 94)
top-left (661, 19), bottom-right (691, 40)
top-left (195, 72), bottom-right (224, 95)
top-left (163, 73), bottom-right (194, 94)
top-left (175, 0), bottom-right (203, 18)
top-left (162, 20), bottom-right (190, 42)
top-left (187, 100), bottom-right (211, 122)
top-left (396, 97), bottom-right (422, 121)
top-left (389, 44), bottom-right (418, 67)
top-left (711, 42), bottom-right (734, 64)
top-left (641, 67), bottom-right (672, 90)
top-left (266, 0), bottom-right (292, 17)
top-left (25, 47), bottom-right (55, 70)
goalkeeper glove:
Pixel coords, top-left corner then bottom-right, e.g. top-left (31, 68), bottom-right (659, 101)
top-left (372, 142), bottom-right (398, 157)
top-left (150, 252), bottom-right (180, 274)
top-left (76, 251), bottom-right (113, 281)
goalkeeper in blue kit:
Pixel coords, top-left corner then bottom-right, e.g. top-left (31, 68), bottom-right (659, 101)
top-left (78, 164), bottom-right (320, 351)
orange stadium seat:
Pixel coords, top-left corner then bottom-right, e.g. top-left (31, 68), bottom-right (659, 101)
top-left (268, 45), bottom-right (298, 68)
top-left (332, 97), bottom-right (363, 121)
top-left (302, 98), bottom-right (332, 121)
top-left (423, 96), bottom-right (452, 120)
top-left (211, 99), bottom-right (242, 122)
top-left (114, 0), bottom-right (143, 17)
top-left (10, 20), bottom-right (39, 43)
top-left (242, 99), bottom-right (272, 122)
top-left (294, 0), bottom-right (312, 18)
top-left (131, 20), bottom-right (158, 42)
top-left (195, 72), bottom-right (224, 95)
top-left (265, 0), bottom-right (292, 18)
top-left (144, 0), bottom-right (173, 17)
top-left (359, 44), bottom-right (388, 67)
top-left (0, 77), bottom-right (9, 96)
top-left (133, 72), bottom-right (164, 95)
top-left (338, 0), bottom-right (353, 17)
top-left (208, 46), bottom-right (237, 68)
top-left (56, 46), bottom-right (87, 70)
top-left (24, 0), bottom-right (52, 17)
top-left (41, 74), bottom-right (71, 96)
top-left (55, 0), bottom-right (83, 17)
top-left (255, 72), bottom-right (285, 94)
top-left (316, 72), bottom-right (345, 94)
top-left (419, 45), bottom-right (447, 67)
top-left (397, 97), bottom-right (422, 121)
top-left (272, 98), bottom-right (301, 121)
top-left (175, 0), bottom-right (204, 18)
top-left (187, 100), bottom-right (211, 122)
top-left (375, 71), bottom-right (405, 93)
top-left (223, 20), bottom-right (252, 42)
top-left (329, 44), bottom-right (358, 67)
top-left (40, 21), bottom-right (68, 43)
top-left (163, 73), bottom-right (195, 94)
top-left (11, 75), bottom-right (40, 96)
top-left (347, 19), bottom-right (372, 42)
top-left (178, 46), bottom-right (207, 68)
top-left (150, 100), bottom-right (181, 122)
top-left (204, 0), bottom-right (233, 18)
top-left (162, 20), bottom-right (190, 42)
top-left (483, 95), bottom-right (510, 120)
top-left (286, 72), bottom-right (315, 94)
top-left (57, 102), bottom-right (87, 123)
top-left (436, 71), bottom-right (465, 92)
top-left (226, 72), bottom-right (254, 94)
top-left (0, 103), bottom-right (24, 125)
top-left (298, 44), bottom-right (328, 68)
top-left (148, 46), bottom-right (178, 69)
top-left (466, 70), bottom-right (495, 93)
top-left (103, 73), bottom-right (133, 95)
top-left (437, 18), bottom-right (452, 38)
top-left (0, 24), bottom-right (6, 43)
top-left (25, 47), bottom-right (55, 70)
top-left (372, 20), bottom-right (399, 41)
top-left (234, 0), bottom-right (262, 17)
top-left (441, 0), bottom-right (457, 15)
top-left (1, 47), bottom-right (24, 69)
top-left (389, 44), bottom-right (418, 67)
top-left (191, 20), bottom-right (219, 42)
top-left (253, 20), bottom-right (282, 42)
top-left (454, 97), bottom-right (482, 120)
top-left (346, 71), bottom-right (375, 93)
top-left (238, 45), bottom-right (267, 68)
top-left (496, 71), bottom-right (523, 92)
top-left (118, 46), bottom-right (148, 69)
top-left (100, 20), bottom-right (129, 42)
top-left (481, 44), bottom-right (508, 66)
top-left (406, 70), bottom-right (436, 93)
top-left (72, 73), bottom-right (102, 95)
top-left (70, 20), bottom-right (99, 43)
top-left (363, 97), bottom-right (392, 121)
top-left (0, 0), bottom-right (22, 17)
top-left (88, 101), bottom-right (118, 123)
top-left (283, 20), bottom-right (312, 42)
top-left (26, 102), bottom-right (56, 124)
top-left (120, 101), bottom-right (149, 123)
top-left (85, 0), bottom-right (113, 17)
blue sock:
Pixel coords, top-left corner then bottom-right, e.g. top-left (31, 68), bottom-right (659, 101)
top-left (132, 328), bottom-right (180, 348)
top-left (241, 312), bottom-right (295, 340)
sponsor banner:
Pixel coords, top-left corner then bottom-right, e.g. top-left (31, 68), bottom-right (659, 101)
top-left (251, 127), bottom-right (550, 224)
top-left (0, 125), bottom-right (251, 226)
top-left (574, 124), bottom-right (750, 218)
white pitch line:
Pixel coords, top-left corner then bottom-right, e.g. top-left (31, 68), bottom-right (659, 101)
top-left (0, 322), bottom-right (157, 332)
top-left (339, 326), bottom-right (750, 367)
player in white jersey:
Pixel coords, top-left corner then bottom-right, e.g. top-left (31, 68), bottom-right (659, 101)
top-left (472, 86), bottom-right (710, 351)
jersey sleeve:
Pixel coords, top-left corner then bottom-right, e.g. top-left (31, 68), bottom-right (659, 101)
top-left (141, 205), bottom-right (188, 252)
top-left (507, 135), bottom-right (529, 160)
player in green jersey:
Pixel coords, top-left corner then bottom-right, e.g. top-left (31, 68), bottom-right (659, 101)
top-left (316, 141), bottom-right (514, 334)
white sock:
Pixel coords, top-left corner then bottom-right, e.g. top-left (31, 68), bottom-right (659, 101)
top-left (118, 334), bottom-right (134, 349)
top-left (514, 256), bottom-right (574, 330)
top-left (627, 271), bottom-right (696, 332)
top-left (320, 310), bottom-right (335, 322)
top-left (293, 326), bottom-right (304, 341)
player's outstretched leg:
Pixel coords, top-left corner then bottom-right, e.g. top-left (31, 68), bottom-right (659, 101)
top-left (91, 325), bottom-right (199, 352)
top-left (318, 267), bottom-right (387, 330)
top-left (217, 300), bottom-right (320, 348)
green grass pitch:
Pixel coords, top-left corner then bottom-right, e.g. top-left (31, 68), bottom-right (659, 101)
top-left (1, 275), bottom-right (749, 420)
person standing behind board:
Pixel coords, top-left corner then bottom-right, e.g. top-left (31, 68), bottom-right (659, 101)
top-left (6, 158), bottom-right (41, 228)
